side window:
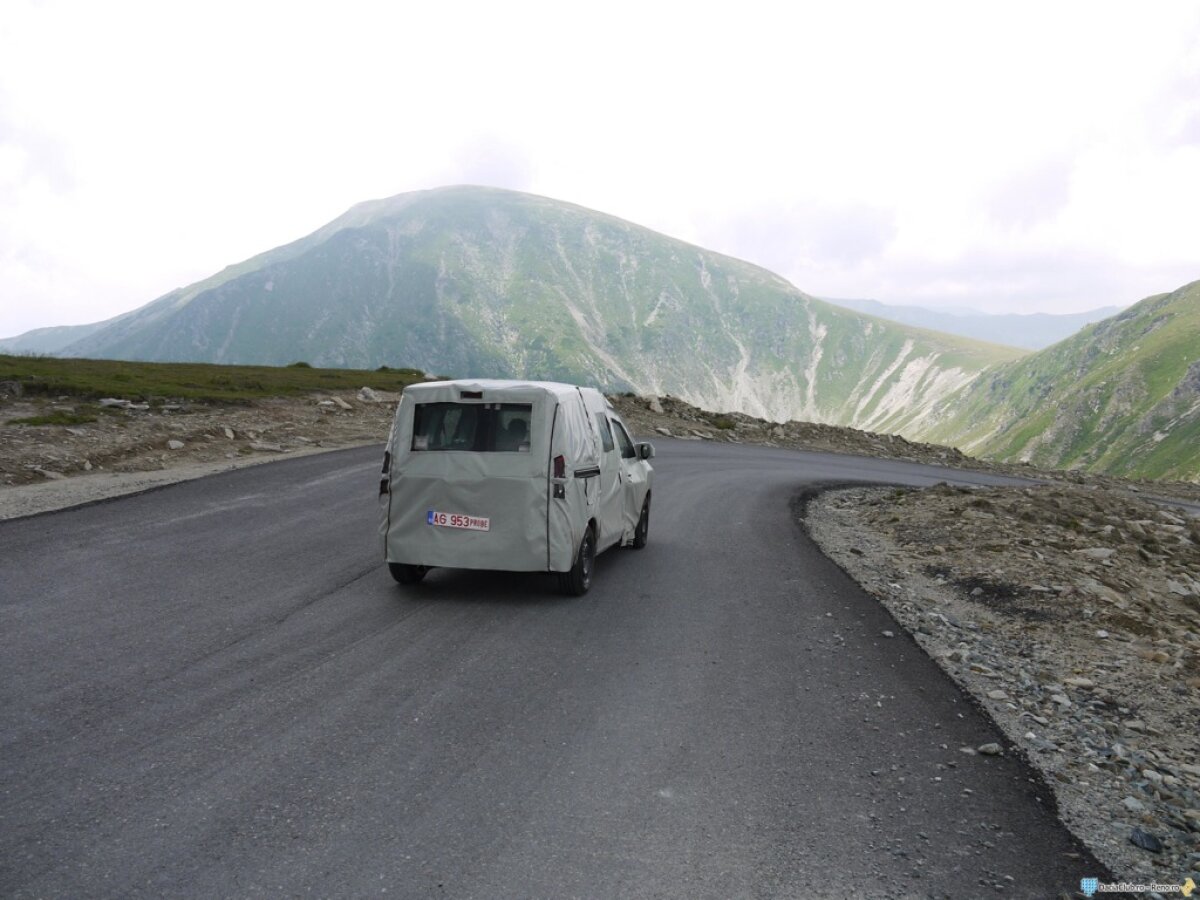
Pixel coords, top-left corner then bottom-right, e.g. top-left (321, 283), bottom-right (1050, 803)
top-left (594, 412), bottom-right (615, 453)
top-left (612, 419), bottom-right (636, 459)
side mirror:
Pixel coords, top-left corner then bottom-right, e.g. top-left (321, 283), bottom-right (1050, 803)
top-left (636, 442), bottom-right (655, 460)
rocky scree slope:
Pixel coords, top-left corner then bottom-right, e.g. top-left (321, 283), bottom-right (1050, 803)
top-left (38, 186), bottom-right (1021, 433)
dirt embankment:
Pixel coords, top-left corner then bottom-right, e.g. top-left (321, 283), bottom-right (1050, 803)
top-left (0, 388), bottom-right (400, 518)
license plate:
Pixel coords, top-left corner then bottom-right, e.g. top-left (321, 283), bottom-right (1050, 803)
top-left (427, 510), bottom-right (490, 531)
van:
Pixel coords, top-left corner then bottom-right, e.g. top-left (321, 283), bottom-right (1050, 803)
top-left (379, 380), bottom-right (655, 594)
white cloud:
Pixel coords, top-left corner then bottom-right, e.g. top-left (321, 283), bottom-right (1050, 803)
top-left (1, 0), bottom-right (1199, 336)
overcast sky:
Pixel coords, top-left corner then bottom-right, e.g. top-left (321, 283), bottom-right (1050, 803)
top-left (2, 0), bottom-right (1199, 338)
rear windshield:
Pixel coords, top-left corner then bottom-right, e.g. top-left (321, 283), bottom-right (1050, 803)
top-left (411, 402), bottom-right (533, 452)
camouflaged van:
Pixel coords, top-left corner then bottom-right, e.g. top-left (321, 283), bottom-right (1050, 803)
top-left (380, 380), bottom-right (654, 595)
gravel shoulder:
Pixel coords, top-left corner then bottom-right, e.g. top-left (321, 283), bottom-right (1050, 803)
top-left (803, 483), bottom-right (1200, 885)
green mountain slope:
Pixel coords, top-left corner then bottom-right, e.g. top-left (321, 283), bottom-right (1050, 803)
top-left (54, 186), bottom-right (1022, 429)
top-left (920, 280), bottom-right (1200, 480)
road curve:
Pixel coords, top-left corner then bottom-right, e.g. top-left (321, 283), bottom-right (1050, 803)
top-left (0, 439), bottom-right (1106, 898)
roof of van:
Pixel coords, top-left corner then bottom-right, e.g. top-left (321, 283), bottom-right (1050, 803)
top-left (404, 379), bottom-right (605, 403)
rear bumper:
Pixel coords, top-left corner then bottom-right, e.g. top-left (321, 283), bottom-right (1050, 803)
top-left (383, 473), bottom-right (557, 571)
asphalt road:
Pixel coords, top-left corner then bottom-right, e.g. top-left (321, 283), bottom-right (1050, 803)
top-left (0, 440), bottom-right (1108, 898)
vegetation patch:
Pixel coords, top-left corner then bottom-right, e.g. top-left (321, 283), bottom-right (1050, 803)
top-left (0, 354), bottom-right (434, 404)
top-left (7, 410), bottom-right (99, 427)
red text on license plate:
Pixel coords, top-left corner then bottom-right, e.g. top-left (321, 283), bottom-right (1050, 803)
top-left (426, 510), bottom-right (490, 531)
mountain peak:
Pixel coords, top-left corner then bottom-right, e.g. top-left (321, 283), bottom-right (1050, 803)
top-left (22, 186), bottom-right (1018, 430)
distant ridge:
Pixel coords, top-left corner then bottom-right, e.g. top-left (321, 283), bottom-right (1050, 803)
top-left (824, 298), bottom-right (1124, 350)
top-left (0, 321), bottom-right (109, 354)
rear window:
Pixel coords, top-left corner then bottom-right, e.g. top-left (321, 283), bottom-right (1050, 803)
top-left (412, 402), bottom-right (533, 452)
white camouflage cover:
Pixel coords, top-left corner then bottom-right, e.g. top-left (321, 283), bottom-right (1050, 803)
top-left (381, 380), bottom-right (605, 573)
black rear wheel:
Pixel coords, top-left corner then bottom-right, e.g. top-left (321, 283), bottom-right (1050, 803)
top-left (631, 496), bottom-right (650, 549)
top-left (559, 525), bottom-right (595, 596)
top-left (389, 563), bottom-right (428, 584)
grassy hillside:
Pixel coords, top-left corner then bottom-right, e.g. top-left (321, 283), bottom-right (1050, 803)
top-left (920, 280), bottom-right (1200, 480)
top-left (0, 354), bottom-right (432, 404)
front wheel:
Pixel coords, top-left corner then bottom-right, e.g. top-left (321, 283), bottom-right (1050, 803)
top-left (559, 525), bottom-right (595, 596)
top-left (389, 563), bottom-right (428, 584)
top-left (631, 496), bottom-right (650, 549)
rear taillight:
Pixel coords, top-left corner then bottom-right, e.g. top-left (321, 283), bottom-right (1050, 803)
top-left (553, 455), bottom-right (566, 479)
top-left (380, 451), bottom-right (391, 496)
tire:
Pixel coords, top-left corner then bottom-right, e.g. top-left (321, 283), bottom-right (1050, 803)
top-left (559, 525), bottom-right (596, 596)
top-left (389, 563), bottom-right (428, 584)
top-left (631, 496), bottom-right (650, 549)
